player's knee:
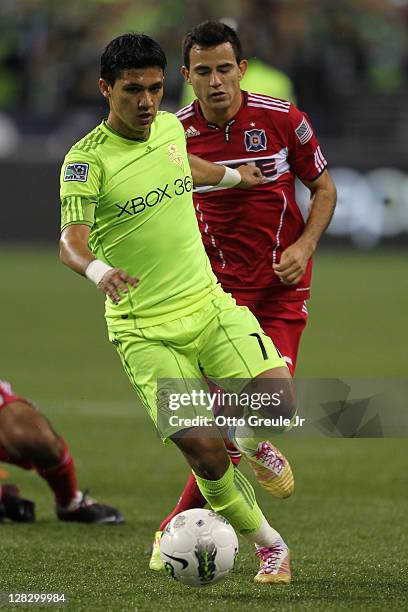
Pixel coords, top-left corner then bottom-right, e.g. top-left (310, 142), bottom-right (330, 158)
top-left (174, 434), bottom-right (229, 480)
top-left (0, 402), bottom-right (34, 459)
top-left (245, 374), bottom-right (296, 421)
top-left (276, 378), bottom-right (296, 420)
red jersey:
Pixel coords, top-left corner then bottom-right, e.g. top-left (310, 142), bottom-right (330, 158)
top-left (176, 91), bottom-right (327, 300)
top-left (0, 380), bottom-right (20, 409)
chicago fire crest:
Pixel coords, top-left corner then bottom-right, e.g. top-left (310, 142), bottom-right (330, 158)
top-left (244, 129), bottom-right (267, 152)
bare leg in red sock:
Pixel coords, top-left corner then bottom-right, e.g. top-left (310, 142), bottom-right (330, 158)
top-left (0, 385), bottom-right (123, 524)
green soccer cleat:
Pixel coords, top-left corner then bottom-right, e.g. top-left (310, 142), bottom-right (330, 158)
top-left (149, 530), bottom-right (164, 571)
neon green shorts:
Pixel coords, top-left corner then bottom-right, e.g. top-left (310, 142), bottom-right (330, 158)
top-left (108, 290), bottom-right (287, 440)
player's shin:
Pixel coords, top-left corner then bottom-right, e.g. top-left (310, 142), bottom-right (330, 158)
top-left (193, 461), bottom-right (281, 547)
top-left (36, 439), bottom-right (77, 507)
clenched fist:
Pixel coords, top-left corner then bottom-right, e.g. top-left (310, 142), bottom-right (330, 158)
top-left (236, 164), bottom-right (266, 189)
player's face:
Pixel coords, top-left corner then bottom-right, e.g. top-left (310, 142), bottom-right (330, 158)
top-left (182, 43), bottom-right (247, 121)
top-left (99, 67), bottom-right (164, 140)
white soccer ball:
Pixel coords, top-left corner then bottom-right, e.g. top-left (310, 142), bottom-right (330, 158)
top-left (159, 508), bottom-right (239, 587)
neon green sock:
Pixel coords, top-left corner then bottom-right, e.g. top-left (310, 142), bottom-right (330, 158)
top-left (194, 462), bottom-right (262, 535)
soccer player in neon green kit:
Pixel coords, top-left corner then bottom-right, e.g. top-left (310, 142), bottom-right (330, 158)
top-left (59, 33), bottom-right (294, 584)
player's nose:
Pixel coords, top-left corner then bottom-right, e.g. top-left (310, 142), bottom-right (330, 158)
top-left (138, 92), bottom-right (154, 109)
top-left (209, 71), bottom-right (222, 87)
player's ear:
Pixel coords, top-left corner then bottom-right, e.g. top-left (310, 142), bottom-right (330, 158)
top-left (99, 78), bottom-right (110, 99)
top-left (181, 66), bottom-right (191, 84)
top-left (238, 59), bottom-right (248, 81)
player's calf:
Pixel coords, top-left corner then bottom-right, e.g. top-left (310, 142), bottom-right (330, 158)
top-left (0, 401), bottom-right (63, 467)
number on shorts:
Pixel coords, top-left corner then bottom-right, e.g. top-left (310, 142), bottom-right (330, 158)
top-left (250, 332), bottom-right (268, 360)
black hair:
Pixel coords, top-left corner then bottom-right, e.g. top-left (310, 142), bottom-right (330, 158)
top-left (182, 21), bottom-right (243, 69)
top-left (100, 33), bottom-right (167, 85)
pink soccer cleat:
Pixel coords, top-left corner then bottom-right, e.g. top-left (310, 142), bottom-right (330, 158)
top-left (244, 441), bottom-right (294, 498)
top-left (254, 537), bottom-right (291, 584)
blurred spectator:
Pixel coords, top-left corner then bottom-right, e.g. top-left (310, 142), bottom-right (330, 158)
top-left (0, 113), bottom-right (20, 156)
top-left (0, 0), bottom-right (406, 150)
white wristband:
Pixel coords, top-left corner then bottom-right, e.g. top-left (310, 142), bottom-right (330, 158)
top-left (217, 166), bottom-right (242, 189)
top-left (85, 259), bottom-right (113, 286)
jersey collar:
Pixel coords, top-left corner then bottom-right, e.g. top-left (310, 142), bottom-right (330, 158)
top-left (100, 120), bottom-right (153, 145)
top-left (193, 90), bottom-right (248, 130)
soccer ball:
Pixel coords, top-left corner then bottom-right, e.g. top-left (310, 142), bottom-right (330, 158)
top-left (160, 508), bottom-right (239, 587)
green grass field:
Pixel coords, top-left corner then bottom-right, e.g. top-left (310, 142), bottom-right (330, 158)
top-left (0, 246), bottom-right (407, 611)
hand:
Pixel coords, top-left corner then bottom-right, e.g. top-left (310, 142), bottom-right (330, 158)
top-left (273, 240), bottom-right (314, 286)
top-left (236, 164), bottom-right (266, 189)
top-left (98, 269), bottom-right (139, 304)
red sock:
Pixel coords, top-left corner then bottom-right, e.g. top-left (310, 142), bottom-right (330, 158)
top-left (36, 440), bottom-right (77, 507)
top-left (159, 472), bottom-right (206, 532)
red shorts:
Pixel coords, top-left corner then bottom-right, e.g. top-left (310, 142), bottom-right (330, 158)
top-left (216, 295), bottom-right (307, 458)
top-left (232, 295), bottom-right (308, 375)
top-left (0, 380), bottom-right (33, 470)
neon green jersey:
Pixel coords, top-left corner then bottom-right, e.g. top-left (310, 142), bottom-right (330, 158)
top-left (60, 112), bottom-right (220, 328)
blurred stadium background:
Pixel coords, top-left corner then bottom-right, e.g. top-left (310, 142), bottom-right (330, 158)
top-left (0, 1), bottom-right (407, 610)
top-left (2, 0), bottom-right (408, 245)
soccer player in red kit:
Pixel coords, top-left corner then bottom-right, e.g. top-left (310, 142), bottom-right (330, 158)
top-left (0, 380), bottom-right (123, 523)
top-left (149, 21), bottom-right (336, 571)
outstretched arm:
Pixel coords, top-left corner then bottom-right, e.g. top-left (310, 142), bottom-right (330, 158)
top-left (188, 153), bottom-right (265, 189)
top-left (273, 170), bottom-right (337, 286)
top-left (60, 224), bottom-right (138, 304)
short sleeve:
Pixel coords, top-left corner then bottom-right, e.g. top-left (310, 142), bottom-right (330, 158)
top-left (60, 196), bottom-right (96, 231)
top-left (287, 105), bottom-right (327, 182)
top-left (60, 150), bottom-right (101, 230)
